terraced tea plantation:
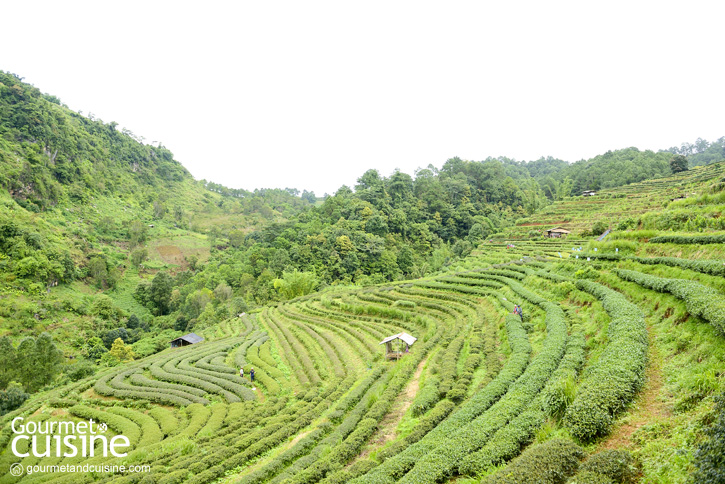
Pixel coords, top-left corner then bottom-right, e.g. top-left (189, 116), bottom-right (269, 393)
top-left (2, 226), bottom-right (724, 484)
top-left (508, 161), bottom-right (725, 236)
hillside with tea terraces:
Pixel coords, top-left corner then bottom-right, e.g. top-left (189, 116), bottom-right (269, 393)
top-left (1, 71), bottom-right (724, 484)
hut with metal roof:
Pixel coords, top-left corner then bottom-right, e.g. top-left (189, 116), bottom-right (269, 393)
top-left (170, 333), bottom-right (204, 348)
top-left (546, 227), bottom-right (571, 238)
top-left (379, 333), bottom-right (417, 360)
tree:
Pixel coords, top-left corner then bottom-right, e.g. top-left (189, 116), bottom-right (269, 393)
top-left (0, 337), bottom-right (16, 389)
top-left (670, 154), bottom-right (689, 173)
top-left (274, 270), bottom-right (318, 300)
top-left (85, 337), bottom-right (108, 361)
top-left (91, 294), bottom-right (123, 322)
top-left (128, 220), bottom-right (148, 247)
top-left (0, 383), bottom-right (29, 415)
top-left (126, 314), bottom-right (141, 329)
top-left (16, 338), bottom-right (37, 391)
top-left (101, 338), bottom-right (134, 366)
top-left (214, 282), bottom-right (233, 302)
top-left (130, 248), bottom-right (148, 267)
top-left (88, 256), bottom-right (108, 287)
top-left (153, 200), bottom-right (166, 219)
top-left (103, 328), bottom-right (130, 349)
top-left (149, 271), bottom-right (173, 315)
top-left (33, 333), bottom-right (64, 391)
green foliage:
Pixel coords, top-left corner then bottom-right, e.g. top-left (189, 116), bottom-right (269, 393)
top-left (563, 280), bottom-right (648, 442)
top-left (64, 360), bottom-right (97, 381)
top-left (691, 392), bottom-right (725, 484)
top-left (274, 270), bottom-right (319, 300)
top-left (670, 154), bottom-right (689, 173)
top-left (575, 450), bottom-right (639, 484)
top-left (2, 332), bottom-right (64, 392)
top-left (149, 271), bottom-right (174, 315)
top-left (0, 382), bottom-right (29, 415)
top-left (100, 337), bottom-right (135, 366)
top-left (0, 336), bottom-right (16, 389)
top-left (616, 268), bottom-right (725, 335)
top-left (483, 439), bottom-right (585, 484)
top-left (649, 233), bottom-right (725, 244)
top-left (410, 376), bottom-right (440, 416)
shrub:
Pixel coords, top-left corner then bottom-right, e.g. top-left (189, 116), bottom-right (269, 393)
top-left (567, 471), bottom-right (616, 484)
top-left (0, 383), bottom-right (29, 415)
top-left (577, 449), bottom-right (639, 484)
top-left (411, 376), bottom-right (440, 416)
top-left (563, 280), bottom-right (647, 442)
top-left (649, 234), bottom-right (725, 244)
top-left (64, 360), bottom-right (97, 381)
top-left (483, 439), bottom-right (585, 484)
top-left (691, 392), bottom-right (725, 484)
top-left (615, 269), bottom-right (725, 335)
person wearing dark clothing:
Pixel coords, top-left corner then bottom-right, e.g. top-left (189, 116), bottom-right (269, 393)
top-left (250, 368), bottom-right (255, 383)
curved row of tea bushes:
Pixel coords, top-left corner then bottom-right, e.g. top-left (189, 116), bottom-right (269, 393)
top-left (279, 304), bottom-right (374, 363)
top-left (95, 366), bottom-right (209, 406)
top-left (563, 279), bottom-right (648, 441)
top-left (482, 438), bottom-right (585, 484)
top-left (233, 330), bottom-right (267, 368)
top-left (582, 252), bottom-right (725, 277)
top-left (261, 309), bottom-right (312, 386)
top-left (107, 406), bottom-right (164, 448)
top-left (351, 311), bottom-right (532, 484)
top-left (447, 316), bottom-right (486, 402)
top-left (567, 449), bottom-right (639, 484)
top-left (267, 379), bottom-right (387, 484)
top-left (649, 233), bottom-right (725, 244)
top-left (67, 405), bottom-right (142, 448)
top-left (396, 292), bottom-right (568, 484)
top-left (459, 328), bottom-right (586, 475)
top-left (615, 268), bottom-right (725, 335)
top-left (284, 318), bottom-right (443, 484)
top-left (272, 308), bottom-right (347, 378)
top-left (177, 381), bottom-right (348, 484)
top-left (294, 302), bottom-right (383, 356)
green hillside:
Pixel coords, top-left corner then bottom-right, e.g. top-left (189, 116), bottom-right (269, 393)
top-left (509, 161), bottom-right (725, 237)
top-left (1, 72), bottom-right (724, 484)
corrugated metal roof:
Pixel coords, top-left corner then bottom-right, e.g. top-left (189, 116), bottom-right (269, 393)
top-left (171, 333), bottom-right (204, 344)
top-left (379, 333), bottom-right (417, 346)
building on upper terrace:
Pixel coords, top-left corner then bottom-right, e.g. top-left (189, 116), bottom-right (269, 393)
top-left (582, 190), bottom-right (597, 196)
top-left (546, 227), bottom-right (571, 238)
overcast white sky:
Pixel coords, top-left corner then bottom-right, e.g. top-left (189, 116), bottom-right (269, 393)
top-left (3, 1), bottom-right (723, 195)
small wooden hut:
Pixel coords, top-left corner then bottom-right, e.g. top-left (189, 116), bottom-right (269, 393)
top-left (170, 333), bottom-right (204, 348)
top-left (379, 333), bottom-right (417, 360)
top-left (546, 227), bottom-right (571, 238)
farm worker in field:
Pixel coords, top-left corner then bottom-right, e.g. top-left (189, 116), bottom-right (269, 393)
top-left (513, 305), bottom-right (523, 319)
top-left (240, 367), bottom-right (244, 379)
top-left (250, 368), bottom-right (255, 383)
